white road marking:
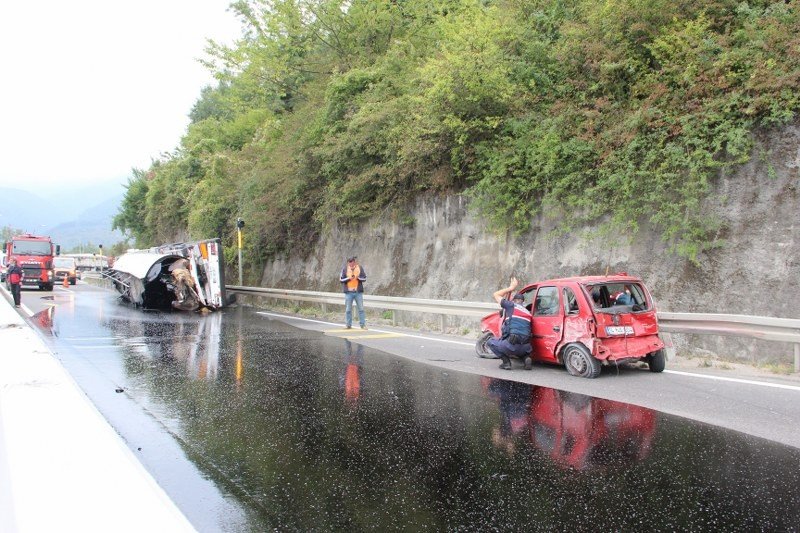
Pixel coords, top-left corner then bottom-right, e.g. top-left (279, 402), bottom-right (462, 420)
top-left (63, 337), bottom-right (120, 341)
top-left (257, 311), bottom-right (475, 346)
top-left (664, 369), bottom-right (800, 392)
top-left (258, 311), bottom-right (800, 391)
top-left (0, 284), bottom-right (31, 316)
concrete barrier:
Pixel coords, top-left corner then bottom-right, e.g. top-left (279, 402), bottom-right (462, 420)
top-left (0, 293), bottom-right (195, 532)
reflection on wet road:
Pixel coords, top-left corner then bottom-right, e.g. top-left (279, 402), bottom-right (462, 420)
top-left (35, 293), bottom-right (800, 531)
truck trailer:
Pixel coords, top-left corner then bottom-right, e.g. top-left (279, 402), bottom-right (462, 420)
top-left (107, 238), bottom-right (226, 311)
top-left (62, 253), bottom-right (111, 273)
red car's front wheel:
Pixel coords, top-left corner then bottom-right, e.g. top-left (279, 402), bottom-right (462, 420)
top-left (475, 331), bottom-right (498, 358)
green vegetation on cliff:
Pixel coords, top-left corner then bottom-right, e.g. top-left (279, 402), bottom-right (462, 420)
top-left (113, 0), bottom-right (800, 274)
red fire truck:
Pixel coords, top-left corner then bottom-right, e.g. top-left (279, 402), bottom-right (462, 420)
top-left (3, 234), bottom-right (60, 291)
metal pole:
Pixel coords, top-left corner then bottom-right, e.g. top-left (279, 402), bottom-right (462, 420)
top-left (237, 228), bottom-right (243, 286)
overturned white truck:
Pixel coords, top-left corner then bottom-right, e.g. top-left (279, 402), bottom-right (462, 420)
top-left (107, 239), bottom-right (227, 311)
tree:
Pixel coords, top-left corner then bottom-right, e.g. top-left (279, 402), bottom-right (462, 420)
top-left (115, 0), bottom-right (800, 266)
top-left (1, 225), bottom-right (26, 243)
top-left (112, 169), bottom-right (152, 246)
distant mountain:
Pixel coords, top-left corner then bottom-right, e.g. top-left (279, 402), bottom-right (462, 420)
top-left (1, 180), bottom-right (129, 250)
top-left (47, 194), bottom-right (127, 250)
top-left (38, 180), bottom-right (128, 221)
top-left (0, 187), bottom-right (64, 230)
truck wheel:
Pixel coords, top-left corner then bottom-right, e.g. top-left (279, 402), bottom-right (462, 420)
top-left (647, 348), bottom-right (666, 373)
top-left (42, 283), bottom-right (53, 291)
top-left (475, 331), bottom-right (498, 359)
top-left (70, 277), bottom-right (76, 285)
top-left (563, 344), bottom-right (601, 378)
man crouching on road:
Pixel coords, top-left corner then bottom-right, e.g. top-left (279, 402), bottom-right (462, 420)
top-left (487, 277), bottom-right (533, 371)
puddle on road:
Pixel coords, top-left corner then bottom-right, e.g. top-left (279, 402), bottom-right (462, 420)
top-left (38, 302), bottom-right (800, 531)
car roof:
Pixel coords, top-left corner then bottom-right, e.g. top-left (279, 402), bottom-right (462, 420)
top-left (522, 274), bottom-right (643, 289)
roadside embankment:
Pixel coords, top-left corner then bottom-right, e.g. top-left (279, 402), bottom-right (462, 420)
top-left (258, 124), bottom-right (800, 369)
top-left (0, 293), bottom-right (195, 532)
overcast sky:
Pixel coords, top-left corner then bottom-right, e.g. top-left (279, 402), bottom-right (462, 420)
top-left (0, 1), bottom-right (241, 190)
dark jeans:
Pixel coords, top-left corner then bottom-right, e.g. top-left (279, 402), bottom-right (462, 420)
top-left (10, 283), bottom-right (21, 306)
top-left (487, 337), bottom-right (532, 360)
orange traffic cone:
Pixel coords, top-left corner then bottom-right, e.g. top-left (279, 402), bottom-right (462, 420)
top-left (63, 275), bottom-right (69, 288)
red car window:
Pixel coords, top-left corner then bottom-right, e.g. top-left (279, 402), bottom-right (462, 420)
top-left (534, 286), bottom-right (559, 316)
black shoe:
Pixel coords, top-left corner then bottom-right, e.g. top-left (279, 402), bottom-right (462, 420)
top-left (345, 325), bottom-right (352, 329)
top-left (524, 356), bottom-right (532, 370)
top-left (499, 358), bottom-right (512, 370)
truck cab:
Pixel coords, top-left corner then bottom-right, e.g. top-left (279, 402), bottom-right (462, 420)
top-left (4, 235), bottom-right (59, 291)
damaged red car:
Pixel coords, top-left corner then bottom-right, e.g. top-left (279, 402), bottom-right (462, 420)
top-left (476, 274), bottom-right (666, 378)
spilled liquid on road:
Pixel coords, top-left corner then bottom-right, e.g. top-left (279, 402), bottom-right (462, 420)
top-left (37, 298), bottom-right (800, 531)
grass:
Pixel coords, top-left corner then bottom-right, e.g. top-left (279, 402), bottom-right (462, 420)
top-left (758, 363), bottom-right (794, 375)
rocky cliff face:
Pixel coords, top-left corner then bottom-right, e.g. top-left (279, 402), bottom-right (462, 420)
top-left (260, 123), bottom-right (800, 362)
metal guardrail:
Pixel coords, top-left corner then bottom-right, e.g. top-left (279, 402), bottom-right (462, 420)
top-left (227, 286), bottom-right (800, 372)
top-left (658, 312), bottom-right (800, 343)
top-left (227, 286), bottom-right (497, 316)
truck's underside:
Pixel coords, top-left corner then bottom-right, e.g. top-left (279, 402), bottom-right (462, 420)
top-left (107, 239), bottom-right (226, 311)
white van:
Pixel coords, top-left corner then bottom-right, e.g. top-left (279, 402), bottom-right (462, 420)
top-left (53, 256), bottom-right (78, 285)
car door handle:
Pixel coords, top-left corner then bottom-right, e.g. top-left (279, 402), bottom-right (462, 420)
top-left (552, 326), bottom-right (561, 332)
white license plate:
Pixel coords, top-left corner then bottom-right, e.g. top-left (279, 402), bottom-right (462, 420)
top-left (605, 326), bottom-right (634, 336)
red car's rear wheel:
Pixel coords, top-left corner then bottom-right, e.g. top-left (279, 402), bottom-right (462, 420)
top-left (563, 344), bottom-right (601, 379)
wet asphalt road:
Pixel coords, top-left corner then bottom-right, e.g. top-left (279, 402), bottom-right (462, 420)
top-left (19, 284), bottom-right (800, 531)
